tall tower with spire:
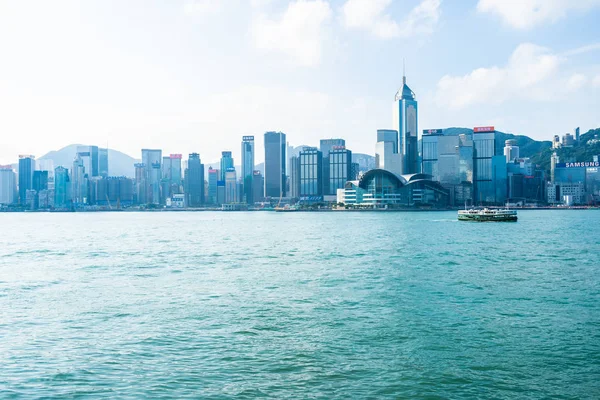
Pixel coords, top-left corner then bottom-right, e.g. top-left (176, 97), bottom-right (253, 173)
top-left (393, 68), bottom-right (418, 174)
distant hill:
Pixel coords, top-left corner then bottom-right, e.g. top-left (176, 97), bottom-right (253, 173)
top-left (38, 144), bottom-right (139, 177)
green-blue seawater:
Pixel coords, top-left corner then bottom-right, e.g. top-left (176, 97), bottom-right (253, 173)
top-left (1, 210), bottom-right (599, 398)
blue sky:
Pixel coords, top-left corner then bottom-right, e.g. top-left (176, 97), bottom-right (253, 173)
top-left (1, 0), bottom-right (599, 165)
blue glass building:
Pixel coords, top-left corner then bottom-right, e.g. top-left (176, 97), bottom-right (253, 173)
top-left (264, 131), bottom-right (287, 198)
top-left (18, 155), bottom-right (35, 205)
top-left (220, 151), bottom-right (234, 182)
top-left (299, 147), bottom-right (322, 199)
top-left (329, 147), bottom-right (352, 196)
top-left (241, 136), bottom-right (255, 204)
top-left (185, 153), bottom-right (204, 207)
top-left (393, 74), bottom-right (418, 174)
top-left (54, 166), bottom-right (70, 208)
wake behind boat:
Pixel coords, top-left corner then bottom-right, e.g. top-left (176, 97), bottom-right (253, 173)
top-left (458, 208), bottom-right (518, 222)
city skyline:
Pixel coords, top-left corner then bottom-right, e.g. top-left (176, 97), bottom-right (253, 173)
top-left (1, 0), bottom-right (599, 165)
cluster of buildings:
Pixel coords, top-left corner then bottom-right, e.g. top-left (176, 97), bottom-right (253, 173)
top-left (0, 146), bottom-right (117, 210)
top-left (548, 156), bottom-right (600, 206)
top-left (0, 133), bottom-right (360, 210)
top-left (552, 128), bottom-right (580, 149)
top-left (2, 74), bottom-right (599, 211)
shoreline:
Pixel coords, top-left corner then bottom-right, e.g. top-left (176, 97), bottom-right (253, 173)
top-left (1, 206), bottom-right (598, 213)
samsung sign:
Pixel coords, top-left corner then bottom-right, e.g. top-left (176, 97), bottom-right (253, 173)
top-left (556, 162), bottom-right (600, 168)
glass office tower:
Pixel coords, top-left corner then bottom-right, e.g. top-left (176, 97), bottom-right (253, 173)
top-left (329, 147), bottom-right (352, 196)
top-left (185, 153), bottom-right (204, 207)
top-left (299, 147), bottom-right (322, 197)
top-left (320, 139), bottom-right (345, 195)
top-left (376, 129), bottom-right (402, 175)
top-left (393, 74), bottom-right (418, 174)
top-left (473, 128), bottom-right (505, 204)
top-left (18, 155), bottom-right (35, 205)
top-left (142, 149), bottom-right (162, 205)
top-left (241, 136), bottom-right (255, 204)
top-left (219, 151), bottom-right (234, 182)
top-left (99, 148), bottom-right (109, 177)
top-left (77, 146), bottom-right (99, 178)
top-left (264, 131), bottom-right (287, 198)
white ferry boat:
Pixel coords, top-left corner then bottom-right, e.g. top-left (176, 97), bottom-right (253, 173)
top-left (458, 208), bottom-right (518, 222)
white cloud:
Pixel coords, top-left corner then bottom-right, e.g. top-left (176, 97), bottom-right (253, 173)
top-left (342, 0), bottom-right (440, 39)
top-left (183, 0), bottom-right (223, 15)
top-left (566, 73), bottom-right (587, 91)
top-left (251, 0), bottom-right (332, 67)
top-left (562, 42), bottom-right (600, 56)
top-left (435, 43), bottom-right (563, 109)
top-left (593, 75), bottom-right (600, 88)
top-left (477, 0), bottom-right (600, 30)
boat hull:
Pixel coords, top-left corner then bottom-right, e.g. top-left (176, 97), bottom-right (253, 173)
top-left (458, 209), bottom-right (518, 222)
top-left (458, 214), bottom-right (517, 222)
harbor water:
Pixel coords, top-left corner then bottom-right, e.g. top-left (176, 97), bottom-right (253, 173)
top-left (1, 210), bottom-right (599, 398)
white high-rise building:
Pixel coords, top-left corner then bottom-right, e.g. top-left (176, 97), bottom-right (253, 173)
top-left (375, 129), bottom-right (402, 176)
top-left (71, 155), bottom-right (87, 205)
top-left (0, 166), bottom-right (17, 205)
top-left (504, 139), bottom-right (520, 162)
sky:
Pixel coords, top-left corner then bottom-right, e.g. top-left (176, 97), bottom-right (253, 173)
top-left (1, 0), bottom-right (599, 165)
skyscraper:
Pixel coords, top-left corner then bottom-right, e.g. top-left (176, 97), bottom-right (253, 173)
top-left (32, 170), bottom-right (48, 192)
top-left (329, 147), bottom-right (352, 195)
top-left (320, 139), bottom-right (345, 196)
top-left (225, 168), bottom-right (237, 204)
top-left (77, 146), bottom-right (99, 177)
top-left (208, 168), bottom-right (218, 204)
top-left (289, 155), bottom-right (300, 199)
top-left (264, 131), bottom-right (286, 198)
top-left (551, 152), bottom-right (559, 184)
top-left (163, 154), bottom-right (183, 198)
top-left (473, 126), bottom-right (505, 204)
top-left (375, 129), bottom-right (402, 175)
top-left (421, 129), bottom-right (442, 178)
top-left (241, 136), bottom-right (255, 204)
top-left (220, 151), bottom-right (234, 181)
top-left (36, 159), bottom-right (55, 190)
top-left (71, 155), bottom-right (87, 205)
top-left (421, 130), bottom-right (474, 205)
top-left (0, 165), bottom-right (17, 205)
top-left (299, 147), bottom-right (322, 198)
top-left (18, 155), bottom-right (35, 205)
top-left (99, 148), bottom-right (109, 177)
top-left (54, 166), bottom-right (70, 208)
top-left (216, 180), bottom-right (225, 205)
top-left (134, 163), bottom-right (146, 204)
top-left (504, 139), bottom-right (519, 162)
top-left (393, 73), bottom-right (418, 174)
top-left (142, 149), bottom-right (162, 205)
top-left (185, 153), bottom-right (204, 207)
top-left (252, 171), bottom-right (264, 203)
